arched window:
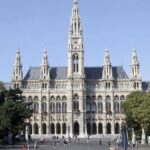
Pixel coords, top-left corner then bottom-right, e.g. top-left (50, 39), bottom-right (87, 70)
top-left (106, 101), bottom-right (111, 112)
top-left (50, 123), bottom-right (55, 134)
top-left (34, 123), bottom-right (39, 134)
top-left (56, 103), bottom-right (61, 113)
top-left (42, 102), bottom-right (47, 113)
top-left (73, 94), bottom-right (79, 111)
top-left (62, 123), bottom-right (66, 134)
top-left (92, 123), bottom-right (97, 134)
top-left (50, 102), bottom-right (55, 113)
top-left (114, 95), bottom-right (119, 100)
top-left (98, 101), bottom-right (103, 113)
top-left (56, 123), bottom-right (61, 134)
top-left (87, 123), bottom-right (91, 135)
top-left (42, 96), bottom-right (47, 101)
top-left (114, 101), bottom-right (120, 113)
top-left (92, 95), bottom-right (96, 101)
top-left (34, 96), bottom-right (38, 101)
top-left (28, 96), bottom-right (32, 101)
top-left (50, 96), bottom-right (55, 101)
top-left (106, 95), bottom-right (110, 100)
top-left (86, 102), bottom-right (91, 113)
top-left (98, 95), bottom-right (102, 101)
top-left (33, 102), bottom-right (39, 113)
top-left (86, 95), bottom-right (90, 101)
top-left (42, 123), bottom-right (46, 134)
top-left (120, 95), bottom-right (125, 101)
top-left (115, 123), bottom-right (120, 134)
top-left (107, 123), bottom-right (111, 134)
top-left (91, 102), bottom-right (96, 113)
top-left (73, 54), bottom-right (79, 73)
top-left (56, 96), bottom-right (61, 101)
top-left (98, 123), bottom-right (103, 134)
top-left (62, 102), bottom-right (67, 113)
top-left (62, 96), bottom-right (67, 101)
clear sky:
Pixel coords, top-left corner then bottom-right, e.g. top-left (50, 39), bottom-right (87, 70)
top-left (0, 0), bottom-right (150, 82)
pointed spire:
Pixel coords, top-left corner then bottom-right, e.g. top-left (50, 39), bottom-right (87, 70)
top-left (103, 48), bottom-right (111, 65)
top-left (12, 48), bottom-right (23, 82)
top-left (40, 48), bottom-right (50, 80)
top-left (72, 0), bottom-right (79, 17)
top-left (42, 48), bottom-right (49, 66)
top-left (74, 0), bottom-right (78, 4)
top-left (14, 48), bottom-right (22, 66)
top-left (131, 48), bottom-right (139, 65)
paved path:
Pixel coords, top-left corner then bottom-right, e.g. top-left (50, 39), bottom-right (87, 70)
top-left (0, 138), bottom-right (150, 150)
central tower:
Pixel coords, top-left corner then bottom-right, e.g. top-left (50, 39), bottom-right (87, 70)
top-left (67, 0), bottom-right (86, 138)
top-left (67, 0), bottom-right (84, 78)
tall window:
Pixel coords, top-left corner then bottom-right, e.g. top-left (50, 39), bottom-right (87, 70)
top-left (106, 101), bottom-right (111, 112)
top-left (98, 101), bottom-right (103, 113)
top-left (56, 103), bottom-right (61, 113)
top-left (42, 102), bottom-right (47, 113)
top-left (62, 102), bottom-right (67, 113)
top-left (34, 102), bottom-right (39, 113)
top-left (91, 102), bottom-right (96, 113)
top-left (73, 94), bottom-right (79, 111)
top-left (86, 102), bottom-right (91, 113)
top-left (50, 102), bottom-right (55, 113)
top-left (73, 54), bottom-right (79, 73)
top-left (114, 101), bottom-right (120, 113)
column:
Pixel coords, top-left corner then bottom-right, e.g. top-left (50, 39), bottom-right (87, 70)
top-left (79, 87), bottom-right (84, 137)
top-left (47, 99), bottom-right (50, 135)
top-left (111, 91), bottom-right (115, 135)
top-left (39, 97), bottom-right (42, 135)
top-left (103, 92), bottom-right (107, 135)
top-left (67, 79), bottom-right (73, 137)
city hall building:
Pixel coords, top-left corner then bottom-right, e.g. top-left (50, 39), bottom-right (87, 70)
top-left (11, 0), bottom-right (149, 138)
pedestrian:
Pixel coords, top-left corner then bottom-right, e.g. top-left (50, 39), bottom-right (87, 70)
top-left (34, 141), bottom-right (38, 150)
top-left (136, 140), bottom-right (138, 148)
top-left (53, 141), bottom-right (57, 150)
top-left (22, 145), bottom-right (26, 150)
top-left (99, 139), bottom-right (102, 145)
top-left (108, 141), bottom-right (110, 147)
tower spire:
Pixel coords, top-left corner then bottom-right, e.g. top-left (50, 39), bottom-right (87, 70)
top-left (40, 48), bottom-right (50, 80)
top-left (103, 48), bottom-right (111, 66)
top-left (42, 48), bottom-right (49, 66)
top-left (67, 0), bottom-right (84, 78)
top-left (130, 48), bottom-right (142, 90)
top-left (69, 0), bottom-right (82, 37)
top-left (74, 0), bottom-right (78, 4)
top-left (131, 48), bottom-right (141, 79)
top-left (12, 48), bottom-right (23, 88)
top-left (102, 48), bottom-right (112, 79)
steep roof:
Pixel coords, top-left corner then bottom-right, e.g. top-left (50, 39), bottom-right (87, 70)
top-left (142, 81), bottom-right (150, 92)
top-left (24, 66), bottom-right (128, 81)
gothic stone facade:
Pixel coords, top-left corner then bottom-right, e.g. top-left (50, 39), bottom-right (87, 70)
top-left (11, 0), bottom-right (147, 138)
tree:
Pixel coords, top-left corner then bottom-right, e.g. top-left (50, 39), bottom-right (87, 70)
top-left (123, 91), bottom-right (150, 137)
top-left (0, 87), bottom-right (32, 144)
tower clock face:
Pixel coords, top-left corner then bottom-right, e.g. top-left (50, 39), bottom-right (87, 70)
top-left (73, 40), bottom-right (79, 49)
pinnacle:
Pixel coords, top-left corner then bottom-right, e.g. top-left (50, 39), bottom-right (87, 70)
top-left (74, 0), bottom-right (78, 4)
top-left (43, 48), bottom-right (47, 53)
top-left (16, 48), bottom-right (20, 53)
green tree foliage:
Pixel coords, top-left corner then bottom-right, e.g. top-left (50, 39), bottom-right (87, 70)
top-left (0, 85), bottom-right (32, 143)
top-left (123, 91), bottom-right (150, 136)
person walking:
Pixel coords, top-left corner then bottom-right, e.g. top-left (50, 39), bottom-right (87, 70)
top-left (22, 145), bottom-right (26, 150)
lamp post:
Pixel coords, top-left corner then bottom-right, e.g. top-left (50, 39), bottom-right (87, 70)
top-left (121, 122), bottom-right (128, 150)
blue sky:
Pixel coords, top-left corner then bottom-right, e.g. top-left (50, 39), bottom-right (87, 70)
top-left (0, 0), bottom-right (150, 82)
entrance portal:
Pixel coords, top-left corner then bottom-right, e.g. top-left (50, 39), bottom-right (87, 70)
top-left (73, 122), bottom-right (79, 135)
